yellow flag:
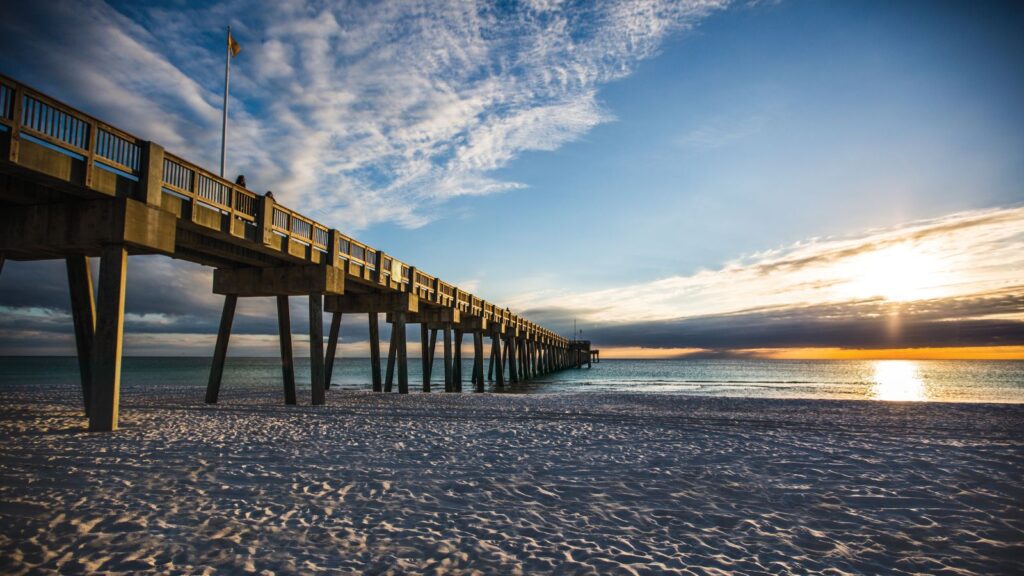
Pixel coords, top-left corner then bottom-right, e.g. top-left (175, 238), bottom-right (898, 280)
top-left (228, 33), bottom-right (241, 58)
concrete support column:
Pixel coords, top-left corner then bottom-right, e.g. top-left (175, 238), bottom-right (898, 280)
top-left (309, 293), bottom-right (326, 405)
top-left (385, 323), bottom-right (397, 393)
top-left (488, 336), bottom-right (496, 381)
top-left (529, 341), bottom-right (536, 378)
top-left (368, 312), bottom-right (382, 392)
top-left (428, 329), bottom-right (438, 386)
top-left (421, 323), bottom-right (431, 392)
top-left (66, 255), bottom-right (95, 417)
top-left (443, 323), bottom-right (453, 392)
top-left (395, 312), bottom-right (409, 394)
top-left (520, 339), bottom-right (528, 379)
top-left (89, 244), bottom-right (127, 432)
top-left (507, 333), bottom-right (518, 383)
top-left (453, 329), bottom-right (463, 392)
top-left (325, 312), bottom-right (342, 390)
top-left (205, 294), bottom-right (237, 404)
top-left (492, 330), bottom-right (504, 386)
top-left (474, 331), bottom-right (485, 392)
top-left (277, 295), bottom-right (297, 405)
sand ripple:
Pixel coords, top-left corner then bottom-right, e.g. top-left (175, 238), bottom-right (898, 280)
top-left (1, 383), bottom-right (1023, 574)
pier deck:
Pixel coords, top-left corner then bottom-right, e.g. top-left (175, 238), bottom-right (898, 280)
top-left (0, 74), bottom-right (596, 431)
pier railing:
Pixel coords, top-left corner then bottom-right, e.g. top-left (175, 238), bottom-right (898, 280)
top-left (0, 74), bottom-right (569, 346)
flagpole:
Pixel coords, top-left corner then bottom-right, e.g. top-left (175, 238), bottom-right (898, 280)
top-left (220, 25), bottom-right (231, 178)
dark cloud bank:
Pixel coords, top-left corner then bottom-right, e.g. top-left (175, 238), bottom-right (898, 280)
top-left (525, 290), bottom-right (1024, 352)
top-left (1, 258), bottom-right (1022, 356)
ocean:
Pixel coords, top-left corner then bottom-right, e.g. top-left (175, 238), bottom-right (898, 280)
top-left (1, 356), bottom-right (1022, 403)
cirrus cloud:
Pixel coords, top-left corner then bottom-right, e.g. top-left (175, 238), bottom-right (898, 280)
top-left (0, 0), bottom-right (727, 230)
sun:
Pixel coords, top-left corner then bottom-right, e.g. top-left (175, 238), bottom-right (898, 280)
top-left (842, 243), bottom-right (949, 302)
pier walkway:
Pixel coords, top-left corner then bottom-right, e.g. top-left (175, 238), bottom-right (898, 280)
top-left (0, 75), bottom-right (596, 431)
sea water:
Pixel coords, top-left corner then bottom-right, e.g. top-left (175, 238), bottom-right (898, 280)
top-left (1, 357), bottom-right (1022, 403)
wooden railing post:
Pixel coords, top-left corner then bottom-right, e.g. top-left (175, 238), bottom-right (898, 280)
top-left (375, 251), bottom-right (387, 286)
top-left (138, 141), bottom-right (164, 207)
top-left (328, 230), bottom-right (342, 269)
top-left (258, 194), bottom-right (275, 247)
top-left (8, 85), bottom-right (22, 163)
top-left (84, 120), bottom-right (98, 191)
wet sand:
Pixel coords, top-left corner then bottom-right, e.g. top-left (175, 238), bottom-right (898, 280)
top-left (1, 385), bottom-right (1022, 574)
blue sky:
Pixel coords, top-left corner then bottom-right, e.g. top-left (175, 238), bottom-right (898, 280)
top-left (1, 0), bottom-right (1022, 356)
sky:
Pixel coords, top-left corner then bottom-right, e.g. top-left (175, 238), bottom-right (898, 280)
top-left (0, 0), bottom-right (1022, 358)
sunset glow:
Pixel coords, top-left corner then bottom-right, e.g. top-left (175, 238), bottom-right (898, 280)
top-left (595, 346), bottom-right (1024, 361)
top-left (840, 243), bottom-right (952, 303)
top-left (739, 346), bottom-right (1024, 361)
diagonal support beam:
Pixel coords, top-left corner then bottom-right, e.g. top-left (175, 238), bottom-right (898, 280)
top-left (385, 323), bottom-right (397, 392)
top-left (421, 323), bottom-right (431, 392)
top-left (205, 294), bottom-right (237, 404)
top-left (325, 312), bottom-right (342, 390)
top-left (66, 255), bottom-right (95, 416)
top-left (309, 293), bottom-right (326, 405)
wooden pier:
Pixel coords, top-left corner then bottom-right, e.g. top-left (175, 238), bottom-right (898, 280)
top-left (0, 75), bottom-right (598, 431)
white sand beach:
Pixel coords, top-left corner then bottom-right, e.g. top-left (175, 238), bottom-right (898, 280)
top-left (1, 385), bottom-right (1022, 575)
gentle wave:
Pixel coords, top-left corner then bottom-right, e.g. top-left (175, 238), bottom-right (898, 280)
top-left (1, 357), bottom-right (1022, 403)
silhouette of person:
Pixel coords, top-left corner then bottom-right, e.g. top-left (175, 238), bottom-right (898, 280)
top-left (235, 174), bottom-right (247, 187)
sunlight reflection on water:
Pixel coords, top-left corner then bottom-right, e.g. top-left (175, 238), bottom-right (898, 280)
top-left (870, 360), bottom-right (927, 401)
top-left (3, 357), bottom-right (1023, 403)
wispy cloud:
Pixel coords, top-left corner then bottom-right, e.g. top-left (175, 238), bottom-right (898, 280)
top-left (1, 206), bottom-right (1019, 355)
top-left (1, 0), bottom-right (726, 230)
top-left (510, 205), bottom-right (1024, 347)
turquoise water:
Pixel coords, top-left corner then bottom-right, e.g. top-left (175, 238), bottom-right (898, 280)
top-left (1, 357), bottom-right (1022, 403)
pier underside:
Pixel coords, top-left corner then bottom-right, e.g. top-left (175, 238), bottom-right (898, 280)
top-left (0, 74), bottom-right (595, 431)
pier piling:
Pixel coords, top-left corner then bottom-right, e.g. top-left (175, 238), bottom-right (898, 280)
top-left (0, 73), bottom-right (598, 425)
top-left (325, 312), bottom-right (342, 390)
top-left (277, 296), bottom-right (297, 405)
top-left (66, 255), bottom-right (95, 416)
top-left (205, 294), bottom-right (237, 404)
top-left (89, 244), bottom-right (127, 432)
top-left (369, 313), bottom-right (382, 392)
